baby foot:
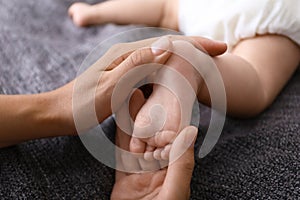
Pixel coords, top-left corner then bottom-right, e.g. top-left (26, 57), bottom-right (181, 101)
top-left (129, 85), bottom-right (181, 154)
top-left (144, 134), bottom-right (173, 161)
top-left (68, 2), bottom-right (93, 27)
top-left (130, 83), bottom-right (196, 164)
top-left (116, 89), bottom-right (163, 172)
top-left (130, 44), bottom-right (202, 159)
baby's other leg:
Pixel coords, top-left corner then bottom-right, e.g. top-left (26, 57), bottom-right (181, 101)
top-left (68, 0), bottom-right (178, 29)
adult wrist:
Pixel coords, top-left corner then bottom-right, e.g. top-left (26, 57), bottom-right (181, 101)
top-left (46, 84), bottom-right (77, 136)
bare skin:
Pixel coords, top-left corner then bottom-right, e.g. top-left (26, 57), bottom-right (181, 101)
top-left (68, 0), bottom-right (300, 158)
top-left (0, 37), bottom-right (172, 147)
top-left (0, 36), bottom-right (226, 147)
top-left (112, 89), bottom-right (197, 200)
top-left (68, 0), bottom-right (178, 30)
top-left (113, 126), bottom-right (197, 200)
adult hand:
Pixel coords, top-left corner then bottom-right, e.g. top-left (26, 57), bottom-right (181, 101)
top-left (112, 122), bottom-right (198, 200)
top-left (0, 35), bottom-right (225, 147)
top-left (111, 89), bottom-right (197, 199)
top-left (65, 35), bottom-right (227, 134)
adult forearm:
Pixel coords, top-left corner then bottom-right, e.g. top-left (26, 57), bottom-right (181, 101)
top-left (0, 86), bottom-right (76, 147)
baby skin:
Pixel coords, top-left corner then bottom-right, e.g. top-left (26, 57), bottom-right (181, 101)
top-left (69, 0), bottom-right (300, 163)
top-left (114, 37), bottom-right (204, 164)
top-left (68, 0), bottom-right (178, 30)
top-left (69, 0), bottom-right (201, 161)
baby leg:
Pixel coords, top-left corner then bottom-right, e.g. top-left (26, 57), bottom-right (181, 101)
top-left (68, 0), bottom-right (178, 29)
top-left (130, 34), bottom-right (300, 159)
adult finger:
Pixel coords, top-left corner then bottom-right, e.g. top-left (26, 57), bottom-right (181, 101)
top-left (110, 37), bottom-right (173, 112)
top-left (115, 90), bottom-right (145, 174)
top-left (159, 126), bottom-right (198, 200)
top-left (129, 91), bottom-right (160, 171)
top-left (161, 35), bottom-right (227, 57)
top-left (106, 35), bottom-right (226, 71)
top-left (190, 36), bottom-right (227, 56)
top-left (113, 36), bottom-right (172, 77)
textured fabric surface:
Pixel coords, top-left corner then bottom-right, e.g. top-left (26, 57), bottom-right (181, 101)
top-left (0, 0), bottom-right (299, 199)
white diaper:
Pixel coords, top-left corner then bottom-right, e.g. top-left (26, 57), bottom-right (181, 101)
top-left (178, 0), bottom-right (300, 49)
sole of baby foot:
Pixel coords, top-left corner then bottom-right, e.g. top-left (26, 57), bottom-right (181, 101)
top-left (146, 130), bottom-right (177, 148)
top-left (132, 86), bottom-right (181, 140)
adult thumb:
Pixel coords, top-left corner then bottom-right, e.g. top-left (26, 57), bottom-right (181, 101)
top-left (160, 126), bottom-right (198, 200)
top-left (110, 37), bottom-right (173, 114)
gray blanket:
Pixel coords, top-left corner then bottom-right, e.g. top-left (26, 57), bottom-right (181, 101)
top-left (0, 0), bottom-right (299, 199)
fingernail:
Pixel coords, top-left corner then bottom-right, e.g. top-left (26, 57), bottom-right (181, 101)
top-left (184, 126), bottom-right (198, 148)
top-left (151, 36), bottom-right (170, 55)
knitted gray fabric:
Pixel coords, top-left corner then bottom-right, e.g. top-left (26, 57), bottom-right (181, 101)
top-left (0, 0), bottom-right (299, 199)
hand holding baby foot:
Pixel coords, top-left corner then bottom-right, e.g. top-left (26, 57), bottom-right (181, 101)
top-left (112, 125), bottom-right (198, 200)
top-left (130, 40), bottom-right (204, 161)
